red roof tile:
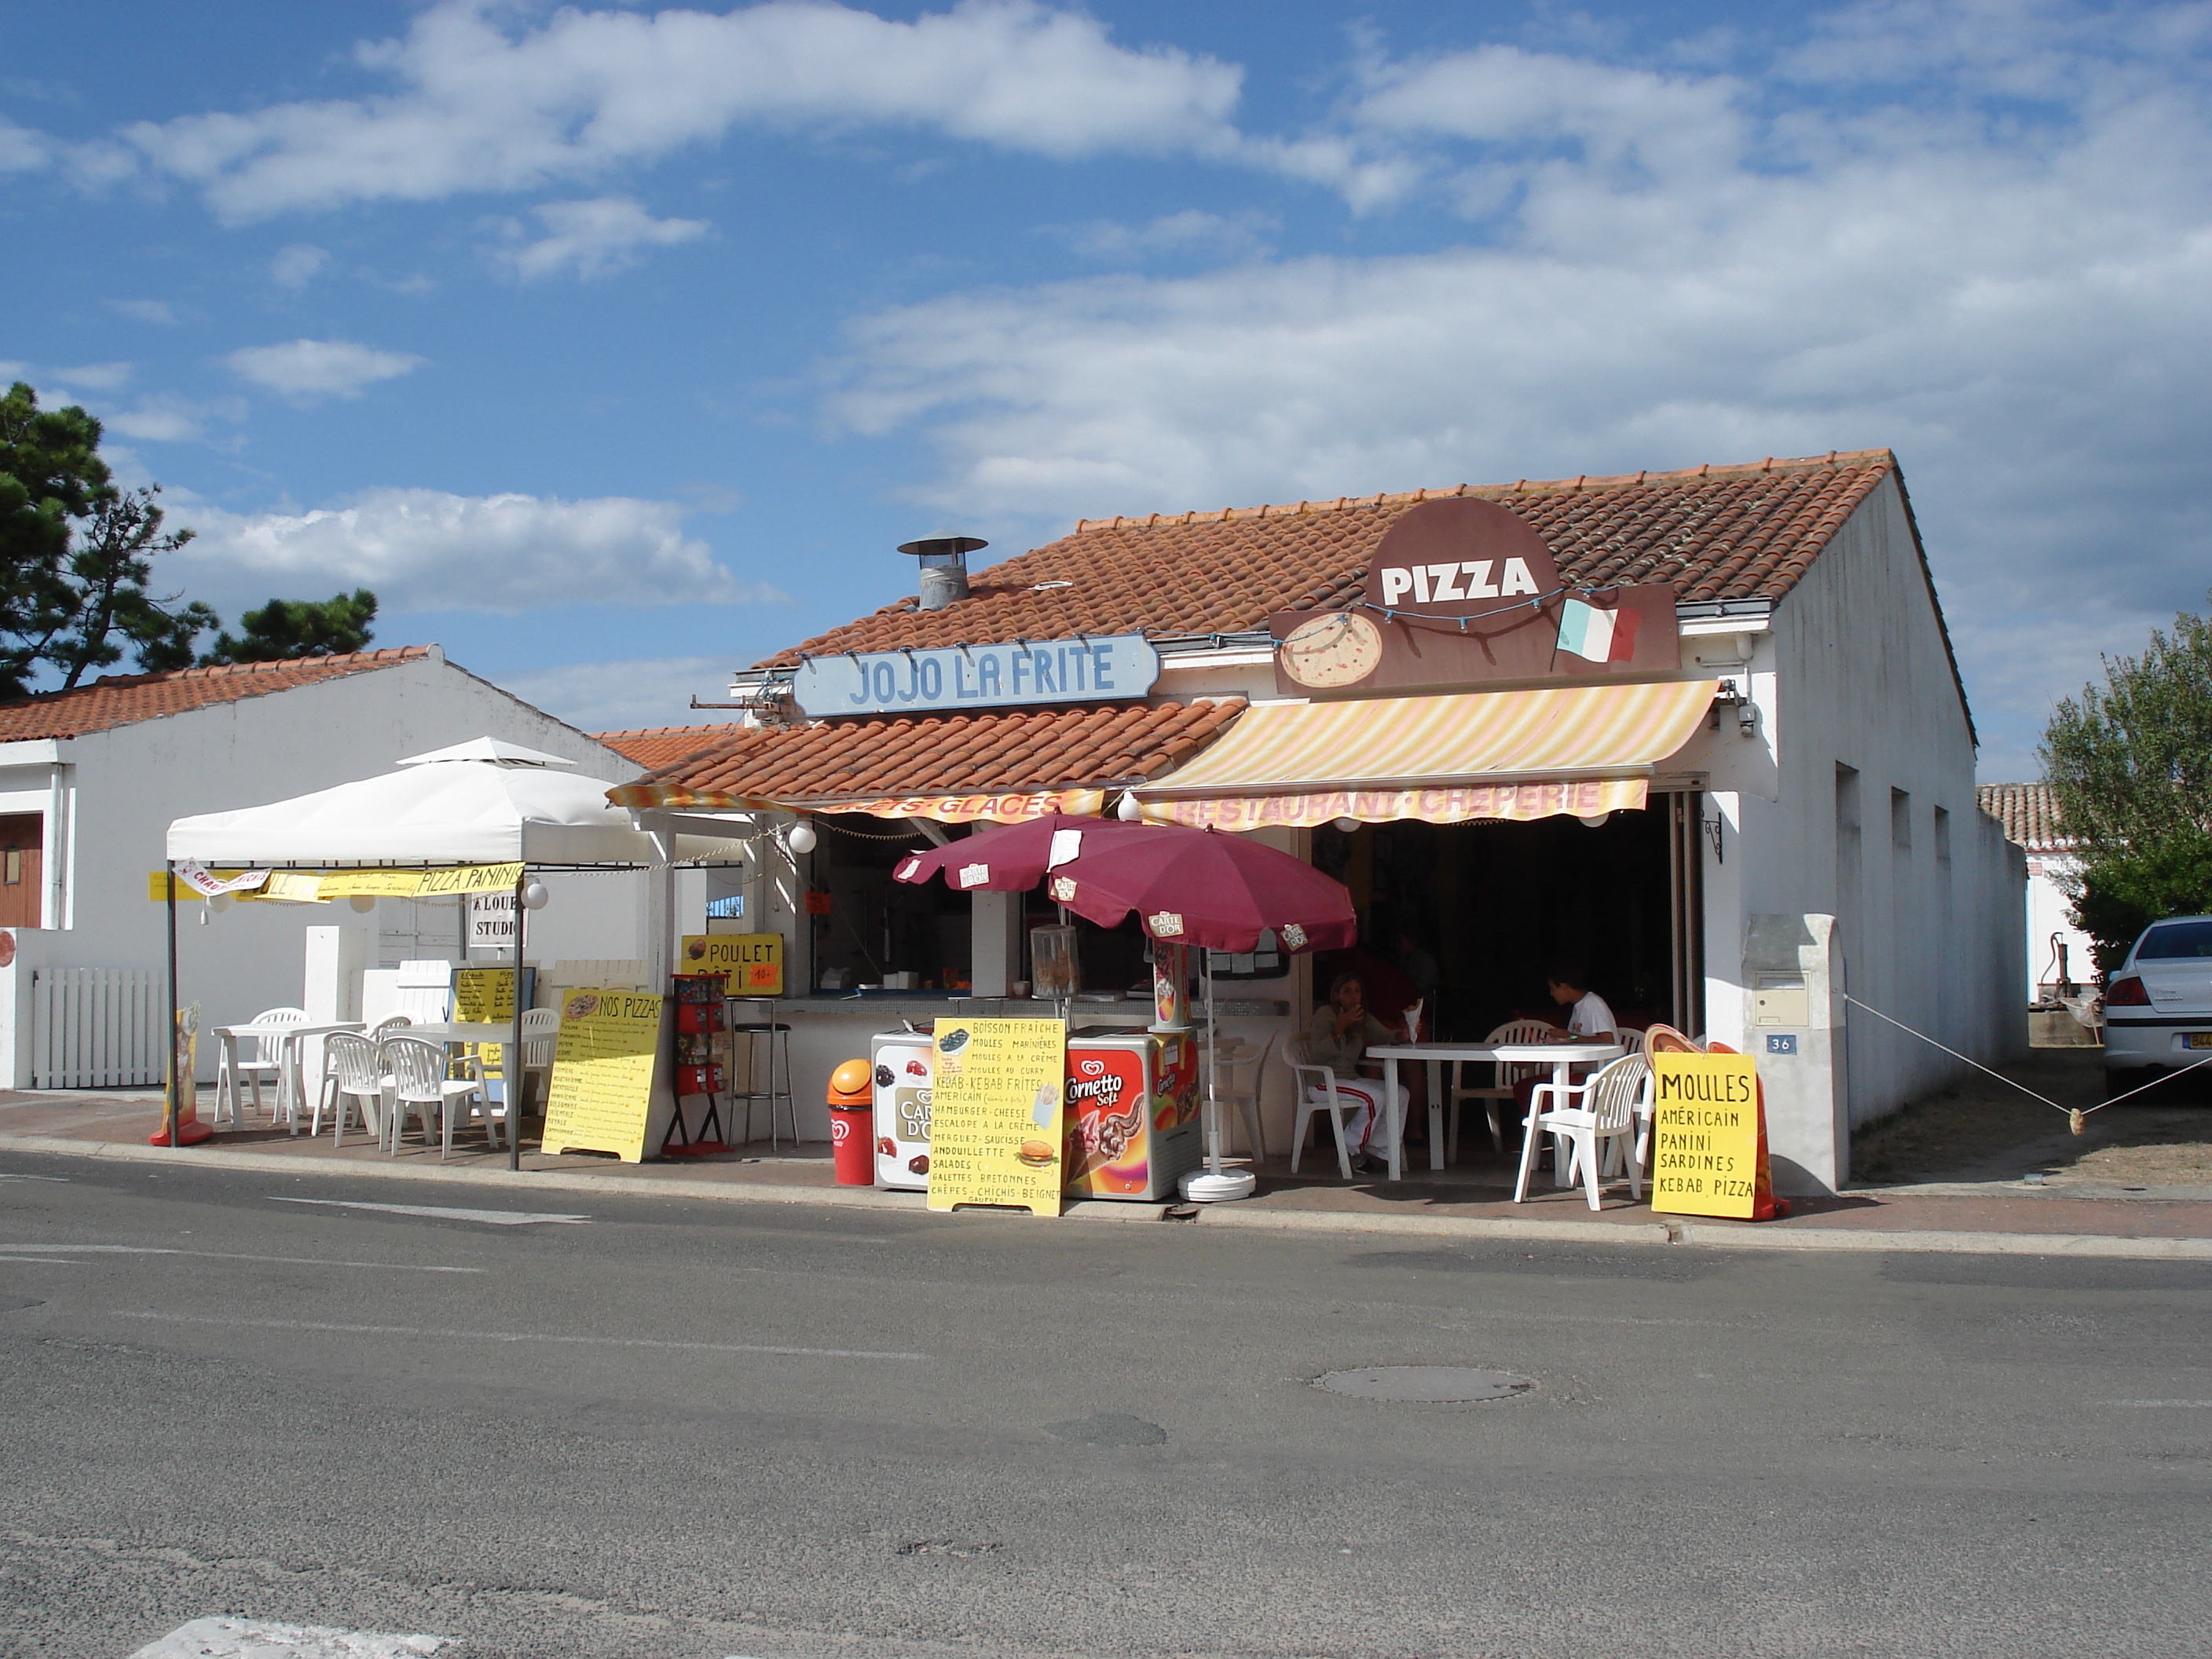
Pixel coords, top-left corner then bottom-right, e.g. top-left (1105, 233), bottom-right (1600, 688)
top-left (0, 647), bottom-right (434, 742)
top-left (595, 724), bottom-right (746, 772)
top-left (612, 700), bottom-right (1245, 809)
top-left (760, 450), bottom-right (1898, 667)
top-left (1978, 783), bottom-right (2071, 852)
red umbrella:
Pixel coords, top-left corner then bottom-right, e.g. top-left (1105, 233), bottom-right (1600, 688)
top-left (889, 812), bottom-right (1155, 893)
top-left (1046, 824), bottom-right (1357, 953)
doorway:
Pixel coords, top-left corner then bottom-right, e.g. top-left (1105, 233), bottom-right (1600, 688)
top-left (0, 814), bottom-right (42, 928)
top-left (1313, 797), bottom-right (1700, 1039)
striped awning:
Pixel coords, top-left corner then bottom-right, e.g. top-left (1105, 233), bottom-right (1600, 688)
top-left (1131, 679), bottom-right (1718, 830)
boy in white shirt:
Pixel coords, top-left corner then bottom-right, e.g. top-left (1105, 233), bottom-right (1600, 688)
top-left (1545, 967), bottom-right (1617, 1045)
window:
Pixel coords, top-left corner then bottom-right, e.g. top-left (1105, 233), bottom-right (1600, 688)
top-left (2, 850), bottom-right (17, 885)
top-left (2138, 921), bottom-right (2212, 960)
top-left (809, 814), bottom-right (972, 992)
top-left (1891, 788), bottom-right (1912, 851)
top-left (1932, 806), bottom-right (1951, 861)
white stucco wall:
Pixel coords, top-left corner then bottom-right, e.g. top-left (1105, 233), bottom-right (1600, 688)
top-left (0, 650), bottom-right (654, 1084)
top-left (1719, 476), bottom-right (2026, 1161)
top-left (2023, 853), bottom-right (2093, 994)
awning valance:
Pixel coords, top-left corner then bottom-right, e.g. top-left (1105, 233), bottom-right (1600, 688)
top-left (1131, 679), bottom-right (1717, 830)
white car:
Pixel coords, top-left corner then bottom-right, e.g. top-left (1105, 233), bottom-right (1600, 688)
top-left (2101, 915), bottom-right (2212, 1096)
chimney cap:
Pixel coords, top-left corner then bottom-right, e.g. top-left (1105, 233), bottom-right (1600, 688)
top-left (898, 536), bottom-right (988, 559)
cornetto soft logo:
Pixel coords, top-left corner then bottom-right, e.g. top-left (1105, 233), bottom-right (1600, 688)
top-left (1066, 1056), bottom-right (1127, 1111)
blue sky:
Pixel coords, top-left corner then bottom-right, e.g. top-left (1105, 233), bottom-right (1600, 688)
top-left (5, 0), bottom-right (2209, 778)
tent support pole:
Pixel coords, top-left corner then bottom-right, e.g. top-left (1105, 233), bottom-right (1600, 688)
top-left (164, 861), bottom-right (178, 1148)
top-left (511, 868), bottom-right (526, 1172)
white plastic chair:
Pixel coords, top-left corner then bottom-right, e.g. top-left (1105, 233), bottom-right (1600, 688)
top-left (1617, 1026), bottom-right (1649, 1055)
top-left (1448, 1020), bottom-right (1556, 1159)
top-left (1213, 1031), bottom-right (1276, 1162)
top-left (318, 1032), bottom-right (387, 1147)
top-left (224, 1006), bottom-right (308, 1126)
top-left (1284, 1037), bottom-right (1356, 1179)
top-left (382, 1035), bottom-right (496, 1160)
top-left (1514, 1053), bottom-right (1651, 1210)
top-left (368, 1013), bottom-right (416, 1041)
top-left (470, 1008), bottom-right (558, 1111)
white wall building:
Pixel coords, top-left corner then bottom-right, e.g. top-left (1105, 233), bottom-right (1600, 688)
top-left (0, 646), bottom-right (650, 1087)
top-left (1978, 783), bottom-right (2093, 997)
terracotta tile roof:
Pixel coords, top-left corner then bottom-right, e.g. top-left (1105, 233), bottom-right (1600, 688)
top-left (1979, 783), bottom-right (2071, 852)
top-left (611, 700), bottom-right (1245, 809)
top-left (0, 647), bottom-right (434, 742)
top-left (595, 724), bottom-right (746, 772)
top-left (760, 450), bottom-right (1898, 667)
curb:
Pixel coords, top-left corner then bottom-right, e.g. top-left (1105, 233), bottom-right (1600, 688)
top-left (6, 1132), bottom-right (2207, 1258)
top-left (0, 1133), bottom-right (1167, 1224)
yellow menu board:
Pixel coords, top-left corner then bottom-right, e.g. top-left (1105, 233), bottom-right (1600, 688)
top-left (1648, 1050), bottom-right (1761, 1218)
top-left (540, 989), bottom-right (665, 1163)
top-left (927, 1018), bottom-right (1066, 1217)
top-left (679, 932), bottom-right (784, 996)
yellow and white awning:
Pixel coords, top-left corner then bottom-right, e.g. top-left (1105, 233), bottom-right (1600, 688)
top-left (1131, 679), bottom-right (1717, 830)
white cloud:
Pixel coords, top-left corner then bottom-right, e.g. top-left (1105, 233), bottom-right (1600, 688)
top-left (0, 119), bottom-right (49, 171)
top-left (107, 298), bottom-right (178, 325)
top-left (826, 7), bottom-right (2212, 778)
top-left (49, 361), bottom-right (133, 391)
top-left (225, 338), bottom-right (423, 401)
top-left (487, 655), bottom-right (734, 734)
top-left (498, 196), bottom-right (707, 280)
top-left (105, 0), bottom-right (1243, 221)
top-left (270, 243), bottom-right (331, 287)
top-left (1060, 209), bottom-right (1276, 264)
top-left (103, 397), bottom-right (217, 444)
top-left (172, 488), bottom-right (774, 614)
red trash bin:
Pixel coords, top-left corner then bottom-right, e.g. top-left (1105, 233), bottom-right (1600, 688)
top-left (827, 1058), bottom-right (875, 1185)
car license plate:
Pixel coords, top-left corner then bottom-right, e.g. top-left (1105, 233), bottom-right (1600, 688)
top-left (2188, 1034), bottom-right (2212, 1049)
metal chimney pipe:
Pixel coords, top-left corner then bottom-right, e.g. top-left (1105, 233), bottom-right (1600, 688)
top-left (899, 536), bottom-right (987, 611)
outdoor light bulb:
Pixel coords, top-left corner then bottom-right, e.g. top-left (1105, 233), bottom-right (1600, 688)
top-left (206, 892), bottom-right (233, 914)
top-left (1578, 814), bottom-right (1609, 829)
top-left (786, 821), bottom-right (818, 855)
top-left (347, 895), bottom-right (377, 914)
top-left (1117, 792), bottom-right (1143, 822)
top-left (1331, 817), bottom-right (1361, 833)
top-left (521, 881), bottom-right (549, 910)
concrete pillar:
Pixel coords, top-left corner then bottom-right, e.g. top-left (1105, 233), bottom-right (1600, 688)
top-left (302, 925), bottom-right (369, 1096)
top-left (1743, 912), bottom-right (1848, 1194)
top-left (972, 891), bottom-right (1022, 996)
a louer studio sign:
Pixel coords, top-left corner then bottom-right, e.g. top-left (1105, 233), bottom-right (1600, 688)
top-left (793, 633), bottom-right (1161, 718)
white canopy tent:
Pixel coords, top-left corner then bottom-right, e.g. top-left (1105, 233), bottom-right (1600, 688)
top-left (160, 737), bottom-right (754, 1166)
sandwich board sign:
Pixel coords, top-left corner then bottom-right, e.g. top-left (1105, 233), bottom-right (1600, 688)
top-left (1647, 1050), bottom-right (1762, 1218)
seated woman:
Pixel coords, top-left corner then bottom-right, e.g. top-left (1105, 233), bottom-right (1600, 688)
top-left (1302, 972), bottom-right (1410, 1177)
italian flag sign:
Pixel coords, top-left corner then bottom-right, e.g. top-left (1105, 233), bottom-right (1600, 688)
top-left (1556, 596), bottom-right (1639, 663)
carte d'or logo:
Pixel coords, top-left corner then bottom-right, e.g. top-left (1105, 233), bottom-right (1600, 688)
top-left (1147, 911), bottom-right (1185, 937)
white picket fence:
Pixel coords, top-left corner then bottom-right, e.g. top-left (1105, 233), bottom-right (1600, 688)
top-left (32, 967), bottom-right (165, 1088)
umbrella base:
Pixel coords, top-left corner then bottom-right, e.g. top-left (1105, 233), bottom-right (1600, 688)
top-left (1179, 1168), bottom-right (1255, 1203)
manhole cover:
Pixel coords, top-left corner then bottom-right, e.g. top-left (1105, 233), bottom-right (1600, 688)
top-left (1315, 1366), bottom-right (1534, 1402)
top-left (1043, 1412), bottom-right (1167, 1446)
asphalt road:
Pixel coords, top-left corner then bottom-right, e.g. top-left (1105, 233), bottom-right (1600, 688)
top-left (2, 1152), bottom-right (2208, 1659)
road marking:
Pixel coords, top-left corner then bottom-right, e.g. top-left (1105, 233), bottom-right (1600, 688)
top-left (2104, 1399), bottom-right (2212, 1408)
top-left (0, 1173), bottom-right (68, 1181)
top-left (0, 1244), bottom-right (479, 1273)
top-left (0, 1254), bottom-right (82, 1264)
top-left (130, 1616), bottom-right (445, 1657)
top-left (270, 1196), bottom-right (591, 1226)
top-left (115, 1310), bottom-right (929, 1361)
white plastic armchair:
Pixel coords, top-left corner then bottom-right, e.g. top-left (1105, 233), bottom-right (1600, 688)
top-left (318, 1032), bottom-right (386, 1147)
top-left (1448, 1019), bottom-right (1557, 1159)
top-left (1514, 1052), bottom-right (1652, 1210)
top-left (382, 1035), bottom-right (497, 1161)
top-left (1284, 1037), bottom-right (1356, 1180)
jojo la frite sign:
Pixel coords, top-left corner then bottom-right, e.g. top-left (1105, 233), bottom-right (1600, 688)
top-left (793, 633), bottom-right (1159, 718)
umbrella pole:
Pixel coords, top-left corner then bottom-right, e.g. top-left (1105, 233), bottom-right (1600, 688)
top-left (509, 868), bottom-right (526, 1172)
top-left (163, 861), bottom-right (178, 1148)
top-left (1205, 968), bottom-right (1221, 1176)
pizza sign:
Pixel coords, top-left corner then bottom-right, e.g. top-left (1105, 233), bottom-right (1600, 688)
top-left (1267, 496), bottom-right (1678, 696)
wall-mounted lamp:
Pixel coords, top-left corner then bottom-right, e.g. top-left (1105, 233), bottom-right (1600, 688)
top-left (521, 881), bottom-right (550, 910)
top-left (1117, 792), bottom-right (1144, 822)
top-left (1577, 814), bottom-right (1609, 830)
top-left (1331, 817), bottom-right (1361, 833)
top-left (786, 820), bottom-right (818, 855)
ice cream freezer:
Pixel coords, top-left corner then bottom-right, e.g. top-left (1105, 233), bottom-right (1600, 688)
top-left (870, 1023), bottom-right (1205, 1201)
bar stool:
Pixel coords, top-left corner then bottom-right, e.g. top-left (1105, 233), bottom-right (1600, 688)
top-left (727, 999), bottom-right (797, 1151)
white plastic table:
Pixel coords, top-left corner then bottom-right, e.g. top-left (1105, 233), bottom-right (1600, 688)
top-left (1366, 1043), bottom-right (1499, 1181)
top-left (211, 1020), bottom-right (364, 1132)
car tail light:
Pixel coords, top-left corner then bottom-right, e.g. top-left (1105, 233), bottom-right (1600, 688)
top-left (2106, 976), bottom-right (2151, 1006)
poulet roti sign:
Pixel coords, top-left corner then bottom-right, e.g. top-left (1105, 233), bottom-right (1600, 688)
top-left (793, 634), bottom-right (1159, 718)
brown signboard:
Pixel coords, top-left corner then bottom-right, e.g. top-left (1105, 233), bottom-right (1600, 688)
top-left (1267, 497), bottom-right (1679, 698)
